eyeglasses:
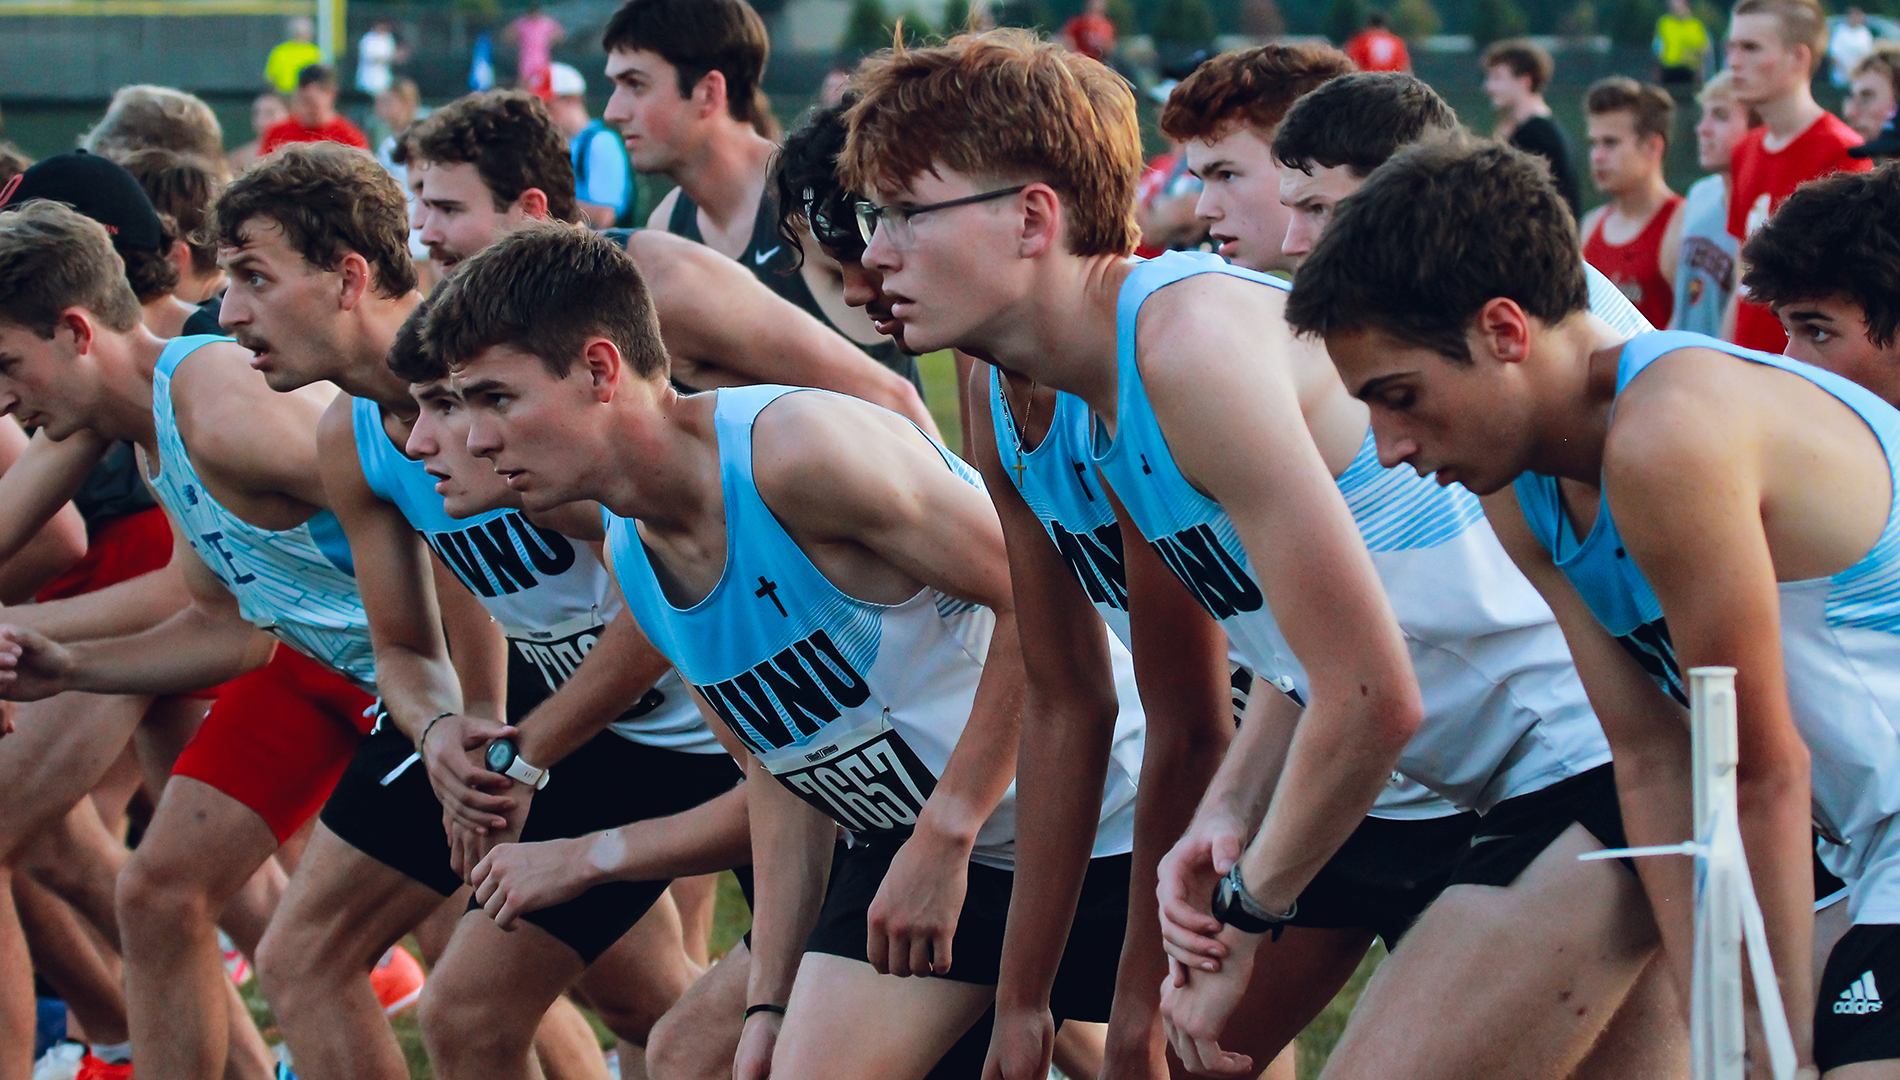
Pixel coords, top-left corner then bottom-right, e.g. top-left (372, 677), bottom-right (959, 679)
top-left (854, 185), bottom-right (1028, 248)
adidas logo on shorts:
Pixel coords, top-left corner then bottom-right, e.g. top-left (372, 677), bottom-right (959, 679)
top-left (1835, 972), bottom-right (1885, 1015)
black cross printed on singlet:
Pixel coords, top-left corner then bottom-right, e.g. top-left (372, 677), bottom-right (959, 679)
top-left (1071, 460), bottom-right (1095, 501)
top-left (755, 576), bottom-right (787, 617)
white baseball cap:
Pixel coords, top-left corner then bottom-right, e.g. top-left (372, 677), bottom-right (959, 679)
top-left (550, 62), bottom-right (586, 98)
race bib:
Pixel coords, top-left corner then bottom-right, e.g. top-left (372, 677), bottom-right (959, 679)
top-left (757, 708), bottom-right (938, 836)
top-left (507, 612), bottom-right (665, 720)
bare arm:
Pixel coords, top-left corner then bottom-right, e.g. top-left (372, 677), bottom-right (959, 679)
top-left (1605, 374), bottom-right (1815, 1062)
top-left (629, 231), bottom-right (938, 437)
top-left (1658, 198), bottom-right (1686, 290)
top-left (969, 377), bottom-right (1122, 1027)
top-left (1140, 276), bottom-right (1420, 912)
top-left (0, 524), bottom-right (275, 699)
top-left (1484, 488), bottom-right (1696, 1001)
top-left (0, 422), bottom-right (89, 604)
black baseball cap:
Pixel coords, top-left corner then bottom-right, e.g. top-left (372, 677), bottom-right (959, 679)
top-left (0, 149), bottom-right (165, 253)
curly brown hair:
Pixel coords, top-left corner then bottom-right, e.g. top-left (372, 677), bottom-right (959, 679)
top-left (1159, 44), bottom-right (1355, 143)
top-left (212, 142), bottom-right (416, 298)
top-left (1742, 164), bottom-right (1900, 349)
top-left (121, 148), bottom-right (226, 277)
top-left (407, 90), bottom-right (580, 225)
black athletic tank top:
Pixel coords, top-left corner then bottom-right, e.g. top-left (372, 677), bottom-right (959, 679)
top-left (662, 189), bottom-right (924, 394)
top-left (74, 442), bottom-right (158, 532)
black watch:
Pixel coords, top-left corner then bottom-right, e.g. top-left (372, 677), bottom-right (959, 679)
top-left (483, 738), bottom-right (551, 790)
top-left (1210, 862), bottom-right (1297, 939)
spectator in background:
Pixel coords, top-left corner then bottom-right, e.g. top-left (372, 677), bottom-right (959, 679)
top-left (1346, 12), bottom-right (1411, 73)
top-left (548, 62), bottom-right (633, 227)
top-left (1581, 77), bottom-right (1685, 327)
top-left (1845, 43), bottom-right (1900, 140)
top-left (83, 85), bottom-right (224, 162)
top-left (1482, 38), bottom-right (1581, 215)
top-left (265, 16), bottom-right (323, 94)
top-left (1830, 6), bottom-right (1876, 87)
top-left (1725, 0), bottom-right (1869, 349)
top-left (1673, 69), bottom-right (1760, 334)
top-left (1653, 0), bottom-right (1710, 85)
top-left (260, 65), bottom-right (369, 154)
top-left (356, 19), bottom-right (404, 95)
top-left (1061, 0), bottom-right (1118, 63)
top-left (228, 91), bottom-right (287, 173)
top-left (506, 3), bottom-right (566, 97)
top-left (373, 76), bottom-right (422, 170)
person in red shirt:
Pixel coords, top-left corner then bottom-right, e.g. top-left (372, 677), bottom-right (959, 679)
top-left (1061, 0), bottom-right (1118, 63)
top-left (1345, 12), bottom-right (1411, 73)
top-left (1581, 76), bottom-right (1685, 327)
top-left (259, 64), bottom-right (369, 156)
top-left (1723, 0), bottom-right (1871, 350)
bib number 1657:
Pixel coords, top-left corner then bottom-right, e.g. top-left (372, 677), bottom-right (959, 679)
top-left (778, 730), bottom-right (936, 835)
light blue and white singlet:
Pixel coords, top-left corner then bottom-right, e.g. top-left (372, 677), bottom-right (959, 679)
top-left (988, 371), bottom-right (1453, 820)
top-left (148, 335), bottom-right (375, 689)
top-left (350, 397), bottom-right (717, 752)
top-left (1090, 252), bottom-right (1612, 813)
top-left (1517, 329), bottom-right (1900, 924)
top-left (608, 385), bottom-right (1141, 869)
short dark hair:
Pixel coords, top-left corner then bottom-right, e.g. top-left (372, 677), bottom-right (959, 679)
top-left (407, 90), bottom-right (580, 225)
top-left (1585, 75), bottom-right (1675, 147)
top-left (1285, 139), bottom-right (1588, 361)
top-left (0, 200), bottom-right (143, 337)
top-left (122, 218), bottom-right (181, 303)
top-left (1482, 39), bottom-right (1555, 95)
top-left (1741, 163), bottom-right (1900, 349)
top-left (1272, 72), bottom-right (1459, 177)
top-left (297, 64), bottom-right (337, 90)
top-left (422, 223), bottom-right (669, 381)
top-left (773, 99), bottom-right (863, 267)
top-left (212, 142), bottom-right (417, 298)
top-left (602, 0), bottom-right (770, 125)
top-left (1158, 44), bottom-right (1355, 143)
top-left (121, 148), bottom-right (226, 276)
top-left (387, 293), bottom-right (440, 383)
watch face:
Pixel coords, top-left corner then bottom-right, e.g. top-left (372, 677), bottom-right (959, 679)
top-left (485, 739), bottom-right (513, 772)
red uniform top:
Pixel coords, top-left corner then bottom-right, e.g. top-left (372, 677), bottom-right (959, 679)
top-left (1583, 194), bottom-right (1685, 329)
top-left (259, 114), bottom-right (370, 156)
top-left (1726, 112), bottom-right (1870, 351)
top-left (1345, 28), bottom-right (1410, 72)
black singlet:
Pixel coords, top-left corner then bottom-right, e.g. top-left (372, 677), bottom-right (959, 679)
top-left (662, 190), bottom-right (924, 394)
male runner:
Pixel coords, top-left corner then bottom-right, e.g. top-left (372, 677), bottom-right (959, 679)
top-left (1581, 77), bottom-right (1685, 329)
top-left (428, 223), bottom-right (1144, 1080)
top-left (1724, 0), bottom-right (1870, 351)
top-left (1845, 45), bottom-right (1900, 143)
top-left (404, 89), bottom-right (933, 429)
top-left (1741, 163), bottom-right (1900, 405)
top-left (0, 197), bottom-right (386, 1080)
top-left (843, 31), bottom-right (1652, 1079)
top-left (602, 0), bottom-right (922, 389)
top-left (1481, 39), bottom-right (1581, 216)
top-left (314, 276), bottom-right (740, 1080)
top-left (1153, 43), bottom-right (1352, 275)
top-left (1291, 137), bottom-right (1900, 1079)
top-left (1672, 70), bottom-right (1758, 336)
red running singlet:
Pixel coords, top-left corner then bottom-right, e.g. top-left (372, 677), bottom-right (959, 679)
top-left (1583, 194), bottom-right (1685, 330)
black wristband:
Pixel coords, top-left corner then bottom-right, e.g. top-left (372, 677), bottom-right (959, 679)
top-left (744, 1003), bottom-right (787, 1020)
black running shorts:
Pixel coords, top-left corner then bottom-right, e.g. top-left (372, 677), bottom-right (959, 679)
top-left (321, 722), bottom-right (740, 964)
top-left (1287, 809), bottom-right (1480, 948)
top-left (804, 838), bottom-right (1129, 1023)
top-left (1817, 923), bottom-right (1900, 1071)
top-left (1445, 763), bottom-right (1630, 889)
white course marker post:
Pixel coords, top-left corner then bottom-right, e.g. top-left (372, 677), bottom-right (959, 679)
top-left (1692, 666), bottom-right (1744, 1080)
